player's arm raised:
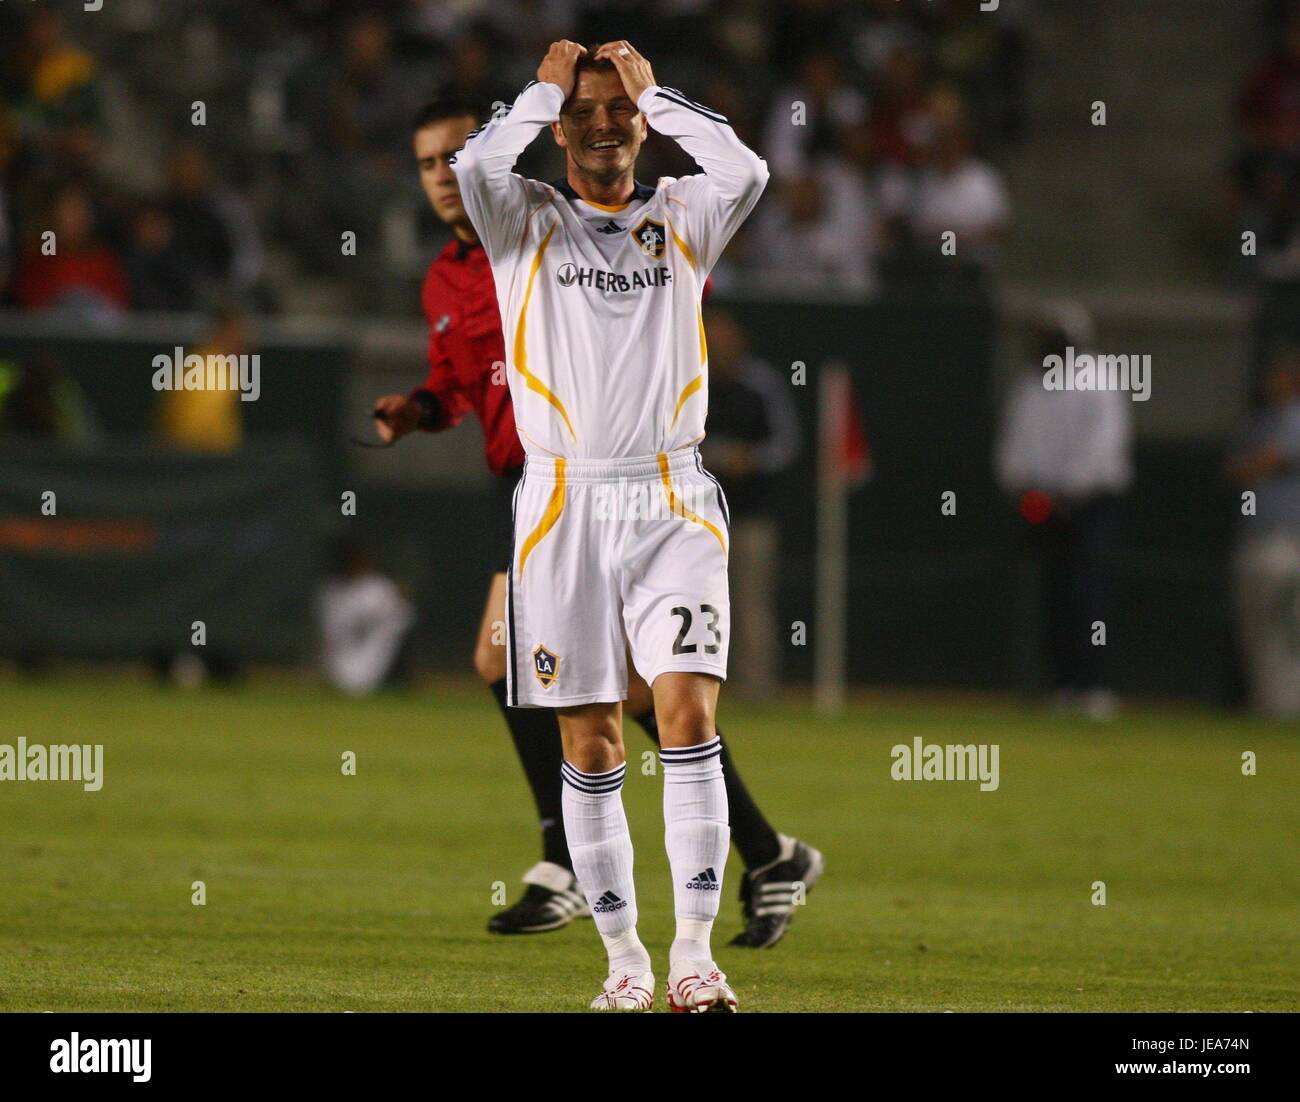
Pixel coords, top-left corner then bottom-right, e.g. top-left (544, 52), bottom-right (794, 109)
top-left (599, 40), bottom-right (768, 273)
top-left (450, 41), bottom-right (586, 260)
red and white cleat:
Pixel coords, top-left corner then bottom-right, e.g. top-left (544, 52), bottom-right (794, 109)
top-left (666, 961), bottom-right (738, 1013)
top-left (590, 969), bottom-right (655, 1012)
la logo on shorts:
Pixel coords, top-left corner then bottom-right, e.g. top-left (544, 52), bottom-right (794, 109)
top-left (632, 217), bottom-right (666, 259)
top-left (533, 645), bottom-right (559, 689)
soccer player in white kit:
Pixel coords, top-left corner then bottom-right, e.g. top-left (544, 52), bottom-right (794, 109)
top-left (452, 39), bottom-right (768, 1011)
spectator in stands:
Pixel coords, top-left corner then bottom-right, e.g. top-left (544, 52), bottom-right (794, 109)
top-left (164, 144), bottom-right (262, 293)
top-left (1227, 344), bottom-right (1300, 718)
top-left (907, 101), bottom-right (1010, 268)
top-left (850, 0), bottom-right (928, 81)
top-left (699, 306), bottom-right (801, 701)
top-left (762, 48), bottom-right (868, 180)
top-left (1232, 147), bottom-right (1300, 282)
top-left (932, 0), bottom-right (1026, 144)
top-left (13, 182), bottom-right (129, 317)
top-left (438, 29), bottom-right (496, 108)
top-left (769, 0), bottom-right (851, 79)
top-left (122, 198), bottom-right (198, 312)
top-left (1231, 9), bottom-right (1300, 281)
top-left (8, 8), bottom-right (99, 128)
top-left (996, 302), bottom-right (1132, 720)
top-left (749, 159), bottom-right (877, 295)
top-left (869, 44), bottom-right (935, 169)
top-left (1238, 6), bottom-right (1300, 158)
top-left (323, 12), bottom-right (410, 171)
top-left (0, 353), bottom-right (97, 443)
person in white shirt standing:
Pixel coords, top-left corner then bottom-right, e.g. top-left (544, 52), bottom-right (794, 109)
top-left (452, 40), bottom-right (768, 1011)
top-left (995, 302), bottom-right (1133, 719)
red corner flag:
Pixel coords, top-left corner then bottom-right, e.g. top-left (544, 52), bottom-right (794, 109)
top-left (821, 366), bottom-right (871, 489)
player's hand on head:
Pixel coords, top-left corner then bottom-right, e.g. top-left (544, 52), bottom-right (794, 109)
top-left (594, 41), bottom-right (655, 104)
top-left (372, 394), bottom-right (422, 443)
top-left (538, 40), bottom-right (587, 99)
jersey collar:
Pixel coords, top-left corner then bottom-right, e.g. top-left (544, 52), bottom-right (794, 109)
top-left (550, 177), bottom-right (656, 211)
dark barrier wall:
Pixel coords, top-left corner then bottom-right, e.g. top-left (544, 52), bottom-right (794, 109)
top-left (0, 321), bottom-right (349, 486)
top-left (0, 441), bottom-right (326, 661)
top-left (0, 298), bottom-right (1242, 701)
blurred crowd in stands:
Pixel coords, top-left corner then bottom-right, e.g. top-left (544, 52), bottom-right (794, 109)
top-left (0, 0), bottom-right (1024, 318)
top-left (1232, 2), bottom-right (1300, 284)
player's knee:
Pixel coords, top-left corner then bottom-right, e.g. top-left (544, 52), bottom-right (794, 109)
top-left (559, 709), bottom-right (624, 772)
top-left (473, 638), bottom-right (506, 684)
top-left (654, 696), bottom-right (715, 746)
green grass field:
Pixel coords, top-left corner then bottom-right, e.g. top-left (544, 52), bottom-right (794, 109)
top-left (0, 673), bottom-right (1296, 1012)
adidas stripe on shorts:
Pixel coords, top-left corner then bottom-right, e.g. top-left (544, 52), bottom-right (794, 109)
top-left (506, 446), bottom-right (731, 707)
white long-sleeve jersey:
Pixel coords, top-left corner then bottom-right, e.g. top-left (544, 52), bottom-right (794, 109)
top-left (451, 80), bottom-right (768, 461)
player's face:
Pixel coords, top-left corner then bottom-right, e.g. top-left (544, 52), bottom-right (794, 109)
top-left (553, 69), bottom-right (647, 183)
top-left (414, 116), bottom-right (476, 228)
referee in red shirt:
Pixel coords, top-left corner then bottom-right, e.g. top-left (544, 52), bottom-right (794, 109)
top-left (371, 97), bottom-right (821, 947)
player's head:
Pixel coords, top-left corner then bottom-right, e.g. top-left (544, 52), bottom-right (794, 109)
top-left (550, 45), bottom-right (648, 186)
top-left (412, 97), bottom-right (484, 231)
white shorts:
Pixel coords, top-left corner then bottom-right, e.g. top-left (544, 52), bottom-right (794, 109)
top-left (506, 447), bottom-right (731, 708)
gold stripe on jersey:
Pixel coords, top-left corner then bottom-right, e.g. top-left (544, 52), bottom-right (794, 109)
top-left (670, 217), bottom-right (708, 364)
top-left (583, 197), bottom-right (630, 213)
top-left (671, 373), bottom-right (703, 429)
top-left (666, 217), bottom-right (696, 271)
top-left (657, 452), bottom-right (726, 557)
top-left (515, 224), bottom-right (577, 440)
top-left (518, 458), bottom-right (567, 577)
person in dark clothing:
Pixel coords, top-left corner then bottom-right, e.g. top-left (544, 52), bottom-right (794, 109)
top-left (698, 306), bottom-right (801, 701)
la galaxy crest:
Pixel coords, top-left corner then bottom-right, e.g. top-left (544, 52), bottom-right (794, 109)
top-left (533, 644), bottom-right (559, 689)
top-left (632, 217), bottom-right (667, 260)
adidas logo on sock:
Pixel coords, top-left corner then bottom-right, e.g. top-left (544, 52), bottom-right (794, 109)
top-left (686, 867), bottom-right (720, 891)
top-left (592, 890), bottom-right (629, 913)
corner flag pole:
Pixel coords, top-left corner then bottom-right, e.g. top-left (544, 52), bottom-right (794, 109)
top-left (814, 361), bottom-right (851, 714)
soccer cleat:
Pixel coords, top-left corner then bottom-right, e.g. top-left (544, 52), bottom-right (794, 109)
top-left (487, 861), bottom-right (590, 935)
top-left (666, 960), bottom-right (738, 1013)
top-left (590, 969), bottom-right (655, 1012)
top-left (729, 834), bottom-right (825, 949)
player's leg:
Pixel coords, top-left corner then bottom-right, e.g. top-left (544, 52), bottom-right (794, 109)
top-left (509, 457), bottom-right (648, 1006)
top-left (474, 574), bottom-right (585, 934)
top-left (626, 660), bottom-right (821, 948)
top-left (559, 702), bottom-right (653, 1010)
top-left (650, 671), bottom-right (736, 1011)
top-left (620, 454), bottom-right (736, 1009)
top-left (627, 664), bottom-right (780, 871)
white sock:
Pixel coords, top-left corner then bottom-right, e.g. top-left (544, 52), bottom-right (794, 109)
top-left (661, 736), bottom-right (729, 964)
top-left (561, 759), bottom-right (649, 975)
